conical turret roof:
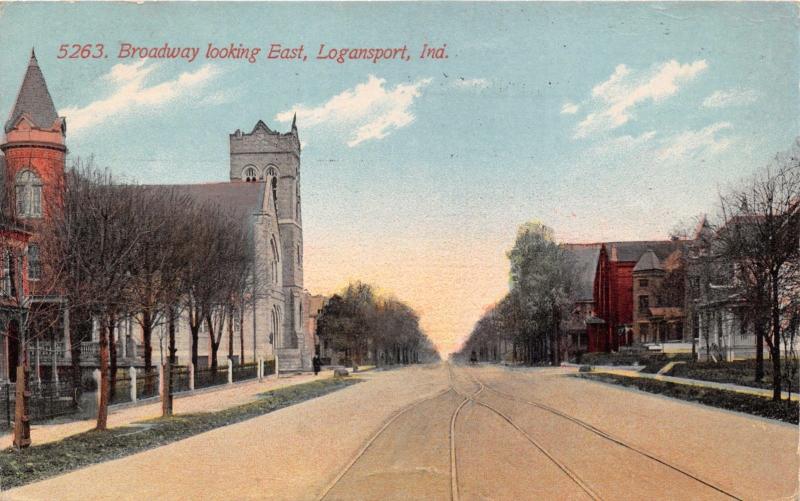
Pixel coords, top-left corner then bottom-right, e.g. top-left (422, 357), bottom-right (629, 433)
top-left (633, 249), bottom-right (664, 272)
top-left (5, 49), bottom-right (59, 133)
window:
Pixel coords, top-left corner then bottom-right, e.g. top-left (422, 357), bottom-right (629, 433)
top-left (243, 166), bottom-right (257, 182)
top-left (271, 177), bottom-right (278, 210)
top-left (28, 245), bottom-right (41, 281)
top-left (638, 295), bottom-right (649, 314)
top-left (1, 251), bottom-right (10, 296)
top-left (638, 279), bottom-right (649, 288)
top-left (15, 170), bottom-right (43, 218)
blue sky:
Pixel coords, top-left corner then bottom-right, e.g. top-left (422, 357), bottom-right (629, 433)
top-left (1, 2), bottom-right (797, 353)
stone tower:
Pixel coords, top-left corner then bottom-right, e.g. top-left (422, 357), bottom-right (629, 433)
top-left (229, 118), bottom-right (308, 368)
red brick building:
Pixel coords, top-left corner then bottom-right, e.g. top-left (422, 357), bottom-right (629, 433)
top-left (587, 241), bottom-right (685, 352)
top-left (0, 50), bottom-right (68, 381)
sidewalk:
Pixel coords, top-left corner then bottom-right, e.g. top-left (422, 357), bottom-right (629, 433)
top-left (590, 367), bottom-right (799, 401)
top-left (0, 370), bottom-right (331, 449)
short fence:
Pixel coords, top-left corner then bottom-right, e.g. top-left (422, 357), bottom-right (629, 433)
top-left (110, 374), bottom-right (133, 405)
top-left (1, 359), bottom-right (277, 429)
top-left (170, 366), bottom-right (192, 393)
top-left (1, 379), bottom-right (78, 430)
top-left (194, 365), bottom-right (229, 390)
top-left (232, 362), bottom-right (258, 382)
top-left (136, 369), bottom-right (160, 400)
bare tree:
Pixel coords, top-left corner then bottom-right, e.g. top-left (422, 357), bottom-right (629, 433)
top-left (715, 141), bottom-right (800, 400)
top-left (43, 163), bottom-right (149, 429)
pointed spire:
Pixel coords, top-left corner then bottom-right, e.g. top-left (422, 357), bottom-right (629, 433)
top-left (291, 113), bottom-right (297, 131)
top-left (5, 49), bottom-right (59, 133)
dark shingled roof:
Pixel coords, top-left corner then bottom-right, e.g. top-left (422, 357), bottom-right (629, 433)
top-left (168, 182), bottom-right (265, 219)
top-left (633, 249), bottom-right (664, 272)
top-left (144, 182), bottom-right (266, 233)
top-left (562, 243), bottom-right (601, 302)
top-left (606, 240), bottom-right (685, 263)
top-left (5, 51), bottom-right (59, 133)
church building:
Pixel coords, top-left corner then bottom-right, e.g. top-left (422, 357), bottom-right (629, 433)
top-left (0, 50), bottom-right (313, 380)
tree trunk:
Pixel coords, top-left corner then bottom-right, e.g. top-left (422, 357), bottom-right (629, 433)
top-left (108, 314), bottom-right (117, 404)
top-left (142, 310), bottom-right (153, 372)
top-left (228, 306), bottom-right (234, 364)
top-left (96, 316), bottom-right (110, 431)
top-left (239, 305), bottom-right (245, 364)
top-left (771, 272), bottom-right (782, 401)
top-left (162, 357), bottom-right (173, 417)
top-left (755, 317), bottom-right (765, 382)
top-left (168, 306), bottom-right (176, 365)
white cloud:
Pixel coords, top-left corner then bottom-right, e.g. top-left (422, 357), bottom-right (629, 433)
top-left (560, 102), bottom-right (579, 115)
top-left (702, 88), bottom-right (759, 108)
top-left (276, 75), bottom-right (431, 147)
top-left (574, 59), bottom-right (708, 138)
top-left (452, 78), bottom-right (489, 89)
top-left (655, 122), bottom-right (733, 162)
top-left (61, 61), bottom-right (219, 134)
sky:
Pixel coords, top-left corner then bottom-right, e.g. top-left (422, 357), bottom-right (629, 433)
top-left (0, 2), bottom-right (797, 354)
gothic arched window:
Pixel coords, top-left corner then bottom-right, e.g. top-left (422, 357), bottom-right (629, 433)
top-left (243, 166), bottom-right (257, 182)
top-left (15, 170), bottom-right (42, 218)
top-left (271, 177), bottom-right (278, 211)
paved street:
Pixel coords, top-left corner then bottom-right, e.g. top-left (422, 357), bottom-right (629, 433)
top-left (5, 364), bottom-right (797, 500)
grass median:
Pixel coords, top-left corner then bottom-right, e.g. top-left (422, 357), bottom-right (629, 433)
top-left (0, 377), bottom-right (361, 489)
top-left (577, 372), bottom-right (798, 425)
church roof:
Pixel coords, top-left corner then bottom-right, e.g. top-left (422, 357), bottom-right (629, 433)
top-left (561, 243), bottom-right (602, 302)
top-left (633, 249), bottom-right (664, 272)
top-left (167, 182), bottom-right (265, 220)
top-left (5, 50), bottom-right (60, 133)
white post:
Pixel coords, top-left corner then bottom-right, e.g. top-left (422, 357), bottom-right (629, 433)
top-left (158, 363), bottom-right (164, 400)
top-left (188, 362), bottom-right (195, 391)
top-left (275, 356), bottom-right (280, 379)
top-left (130, 367), bottom-right (137, 403)
top-left (227, 359), bottom-right (233, 384)
top-left (93, 369), bottom-right (101, 408)
top-left (257, 358), bottom-right (263, 381)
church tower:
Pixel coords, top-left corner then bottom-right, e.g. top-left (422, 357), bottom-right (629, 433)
top-left (229, 118), bottom-right (307, 368)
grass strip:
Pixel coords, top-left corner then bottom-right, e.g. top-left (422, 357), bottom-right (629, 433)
top-left (577, 373), bottom-right (798, 425)
top-left (0, 377), bottom-right (360, 489)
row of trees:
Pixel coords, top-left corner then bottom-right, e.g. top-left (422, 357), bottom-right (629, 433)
top-left (456, 222), bottom-right (578, 366)
top-left (29, 161), bottom-right (256, 431)
top-left (315, 282), bottom-right (440, 366)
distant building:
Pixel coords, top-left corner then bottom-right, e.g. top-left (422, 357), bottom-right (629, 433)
top-left (588, 240), bottom-right (686, 353)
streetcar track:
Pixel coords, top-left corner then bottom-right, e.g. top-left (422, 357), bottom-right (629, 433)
top-left (468, 369), bottom-right (744, 501)
top-left (449, 365), bottom-right (602, 501)
top-left (320, 367), bottom-right (472, 501)
top-left (317, 385), bottom-right (453, 501)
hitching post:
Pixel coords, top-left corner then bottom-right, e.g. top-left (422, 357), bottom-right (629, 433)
top-left (227, 359), bottom-right (233, 384)
top-left (130, 367), bottom-right (137, 403)
top-left (188, 362), bottom-right (195, 391)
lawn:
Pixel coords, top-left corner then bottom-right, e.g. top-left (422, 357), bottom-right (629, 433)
top-left (578, 372), bottom-right (798, 424)
top-left (0, 377), bottom-right (360, 489)
top-left (667, 359), bottom-right (797, 391)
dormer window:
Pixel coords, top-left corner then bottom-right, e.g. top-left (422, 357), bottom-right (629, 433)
top-left (15, 170), bottom-right (43, 218)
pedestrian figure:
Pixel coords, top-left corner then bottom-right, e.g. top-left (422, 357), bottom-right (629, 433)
top-left (470, 350), bottom-right (478, 365)
top-left (312, 355), bottom-right (321, 375)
